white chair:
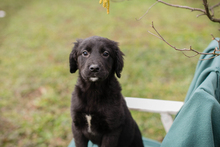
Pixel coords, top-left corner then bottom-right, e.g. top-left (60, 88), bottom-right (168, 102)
top-left (125, 97), bottom-right (184, 133)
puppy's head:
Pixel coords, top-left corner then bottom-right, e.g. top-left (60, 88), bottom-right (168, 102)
top-left (69, 36), bottom-right (124, 82)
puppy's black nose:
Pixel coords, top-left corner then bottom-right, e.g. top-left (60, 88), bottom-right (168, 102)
top-left (89, 64), bottom-right (100, 72)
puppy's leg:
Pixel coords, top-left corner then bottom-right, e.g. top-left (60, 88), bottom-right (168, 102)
top-left (100, 128), bottom-right (122, 147)
top-left (130, 123), bottom-right (144, 147)
top-left (72, 124), bottom-right (88, 147)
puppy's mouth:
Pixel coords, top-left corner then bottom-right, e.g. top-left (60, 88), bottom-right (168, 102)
top-left (89, 77), bottom-right (99, 82)
top-left (81, 69), bottom-right (109, 82)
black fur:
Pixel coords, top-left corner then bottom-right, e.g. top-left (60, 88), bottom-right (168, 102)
top-left (69, 36), bottom-right (144, 147)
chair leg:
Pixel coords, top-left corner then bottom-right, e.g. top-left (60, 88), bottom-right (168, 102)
top-left (160, 113), bottom-right (173, 133)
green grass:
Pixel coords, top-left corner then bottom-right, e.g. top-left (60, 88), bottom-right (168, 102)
top-left (0, 0), bottom-right (219, 146)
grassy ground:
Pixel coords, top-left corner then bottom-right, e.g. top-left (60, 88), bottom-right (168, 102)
top-left (0, 0), bottom-right (219, 146)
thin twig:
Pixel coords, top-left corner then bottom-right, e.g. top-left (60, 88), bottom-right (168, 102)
top-left (203, 0), bottom-right (213, 21)
top-left (209, 2), bottom-right (220, 16)
top-left (148, 21), bottom-right (220, 58)
top-left (138, 0), bottom-right (220, 24)
top-left (210, 3), bottom-right (220, 9)
top-left (211, 34), bottom-right (220, 51)
top-left (201, 55), bottom-right (218, 60)
top-left (136, 1), bottom-right (158, 21)
top-left (157, 0), bottom-right (205, 13)
top-left (210, 2), bottom-right (220, 10)
top-left (203, 0), bottom-right (220, 23)
top-left (142, 0), bottom-right (220, 58)
top-left (147, 29), bottom-right (162, 41)
top-left (196, 13), bottom-right (206, 18)
top-left (156, 0), bottom-right (220, 23)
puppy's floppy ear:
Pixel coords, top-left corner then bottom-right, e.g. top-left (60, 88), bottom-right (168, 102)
top-left (113, 42), bottom-right (124, 78)
top-left (69, 40), bottom-right (81, 73)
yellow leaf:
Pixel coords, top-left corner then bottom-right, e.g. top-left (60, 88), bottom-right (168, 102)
top-left (99, 0), bottom-right (110, 14)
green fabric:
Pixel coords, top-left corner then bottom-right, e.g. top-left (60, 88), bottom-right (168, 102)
top-left (161, 38), bottom-right (220, 147)
top-left (68, 137), bottom-right (161, 147)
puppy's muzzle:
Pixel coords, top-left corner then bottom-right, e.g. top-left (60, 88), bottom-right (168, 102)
top-left (89, 64), bottom-right (100, 72)
top-left (88, 64), bottom-right (100, 82)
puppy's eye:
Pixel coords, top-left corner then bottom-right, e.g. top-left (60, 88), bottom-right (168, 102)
top-left (103, 51), bottom-right (109, 57)
top-left (82, 50), bottom-right (89, 57)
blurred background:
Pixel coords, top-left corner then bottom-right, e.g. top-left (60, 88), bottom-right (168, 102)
top-left (0, 0), bottom-right (219, 146)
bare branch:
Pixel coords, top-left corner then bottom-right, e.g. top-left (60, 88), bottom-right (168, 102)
top-left (137, 0), bottom-right (220, 25)
top-left (142, 1), bottom-right (220, 59)
top-left (210, 2), bottom-right (220, 10)
top-left (147, 29), bottom-right (162, 41)
top-left (148, 22), bottom-right (220, 58)
top-left (201, 55), bottom-right (218, 60)
top-left (155, 0), bottom-right (220, 23)
top-left (136, 1), bottom-right (158, 21)
top-left (211, 34), bottom-right (220, 51)
top-left (209, 2), bottom-right (220, 16)
top-left (157, 0), bottom-right (205, 13)
top-left (203, 0), bottom-right (220, 23)
top-left (196, 13), bottom-right (206, 18)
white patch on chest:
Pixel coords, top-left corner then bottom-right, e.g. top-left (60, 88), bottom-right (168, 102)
top-left (85, 115), bottom-right (93, 133)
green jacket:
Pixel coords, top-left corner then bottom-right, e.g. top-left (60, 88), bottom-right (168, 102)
top-left (161, 38), bottom-right (220, 147)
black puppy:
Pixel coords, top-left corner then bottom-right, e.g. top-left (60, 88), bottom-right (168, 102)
top-left (69, 36), bottom-right (144, 147)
